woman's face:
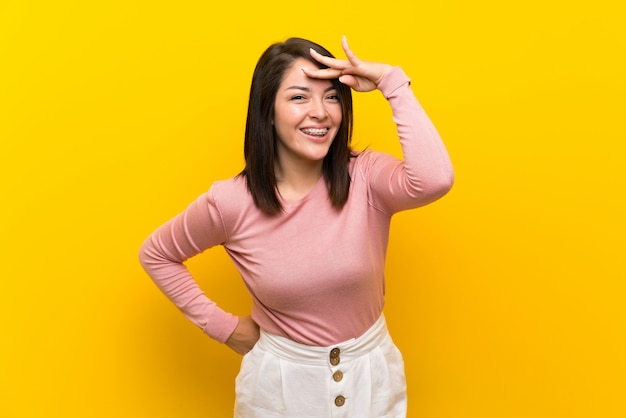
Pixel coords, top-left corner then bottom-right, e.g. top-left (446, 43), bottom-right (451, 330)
top-left (273, 57), bottom-right (342, 171)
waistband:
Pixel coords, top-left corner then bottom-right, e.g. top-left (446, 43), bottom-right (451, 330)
top-left (255, 315), bottom-right (389, 366)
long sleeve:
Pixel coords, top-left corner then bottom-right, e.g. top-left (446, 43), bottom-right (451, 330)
top-left (364, 66), bottom-right (454, 214)
top-left (138, 189), bottom-right (239, 343)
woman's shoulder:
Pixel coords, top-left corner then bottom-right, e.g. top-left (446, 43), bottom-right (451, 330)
top-left (208, 174), bottom-right (270, 236)
top-left (207, 174), bottom-right (252, 210)
top-left (349, 148), bottom-right (400, 177)
top-left (210, 174), bottom-right (248, 196)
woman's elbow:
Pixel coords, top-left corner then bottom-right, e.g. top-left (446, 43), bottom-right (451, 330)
top-left (439, 169), bottom-right (455, 195)
top-left (418, 170), bottom-right (455, 204)
top-left (138, 235), bottom-right (158, 271)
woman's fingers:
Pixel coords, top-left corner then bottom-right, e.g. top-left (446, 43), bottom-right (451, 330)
top-left (306, 44), bottom-right (360, 82)
top-left (309, 48), bottom-right (350, 70)
top-left (306, 37), bottom-right (391, 91)
top-left (301, 66), bottom-right (343, 80)
top-left (340, 35), bottom-right (362, 67)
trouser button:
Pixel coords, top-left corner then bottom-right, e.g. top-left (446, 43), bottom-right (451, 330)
top-left (332, 370), bottom-right (343, 382)
top-left (329, 347), bottom-right (340, 366)
top-left (334, 395), bottom-right (345, 407)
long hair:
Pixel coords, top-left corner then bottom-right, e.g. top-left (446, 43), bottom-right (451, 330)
top-left (241, 38), bottom-right (354, 215)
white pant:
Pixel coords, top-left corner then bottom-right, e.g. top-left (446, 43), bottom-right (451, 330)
top-left (234, 315), bottom-right (407, 417)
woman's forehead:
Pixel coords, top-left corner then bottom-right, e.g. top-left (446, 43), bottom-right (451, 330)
top-left (279, 58), bottom-right (334, 90)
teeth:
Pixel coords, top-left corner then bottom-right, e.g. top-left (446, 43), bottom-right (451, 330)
top-left (301, 128), bottom-right (328, 136)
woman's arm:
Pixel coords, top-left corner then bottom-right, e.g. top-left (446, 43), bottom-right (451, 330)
top-left (138, 190), bottom-right (240, 344)
top-left (305, 37), bottom-right (454, 213)
top-left (366, 66), bottom-right (454, 213)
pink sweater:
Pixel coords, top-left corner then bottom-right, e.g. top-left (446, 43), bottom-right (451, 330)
top-left (139, 67), bottom-right (454, 346)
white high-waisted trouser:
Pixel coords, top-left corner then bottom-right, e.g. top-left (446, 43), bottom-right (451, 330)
top-left (234, 315), bottom-right (407, 417)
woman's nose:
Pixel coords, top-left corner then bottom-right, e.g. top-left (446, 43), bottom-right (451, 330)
top-left (308, 99), bottom-right (328, 119)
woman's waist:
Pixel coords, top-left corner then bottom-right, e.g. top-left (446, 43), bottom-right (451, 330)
top-left (253, 314), bottom-right (389, 366)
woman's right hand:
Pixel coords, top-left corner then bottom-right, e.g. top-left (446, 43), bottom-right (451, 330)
top-left (225, 315), bottom-right (260, 355)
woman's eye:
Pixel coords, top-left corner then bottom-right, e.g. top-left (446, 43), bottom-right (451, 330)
top-left (327, 95), bottom-right (340, 102)
top-left (290, 95), bottom-right (305, 101)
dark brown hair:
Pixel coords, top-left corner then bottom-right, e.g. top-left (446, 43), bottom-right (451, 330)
top-left (241, 38), bottom-right (354, 215)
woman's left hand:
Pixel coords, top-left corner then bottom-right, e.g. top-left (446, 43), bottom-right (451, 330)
top-left (303, 36), bottom-right (393, 92)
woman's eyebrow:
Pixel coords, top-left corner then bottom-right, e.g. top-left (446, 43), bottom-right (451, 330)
top-left (285, 86), bottom-right (337, 92)
top-left (285, 86), bottom-right (310, 92)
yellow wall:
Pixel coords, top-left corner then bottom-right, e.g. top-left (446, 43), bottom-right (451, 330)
top-left (1, 1), bottom-right (624, 417)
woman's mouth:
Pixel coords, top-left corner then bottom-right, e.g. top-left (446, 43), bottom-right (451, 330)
top-left (300, 128), bottom-right (329, 138)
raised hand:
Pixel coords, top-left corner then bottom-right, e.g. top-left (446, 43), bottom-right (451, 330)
top-left (303, 36), bottom-right (393, 92)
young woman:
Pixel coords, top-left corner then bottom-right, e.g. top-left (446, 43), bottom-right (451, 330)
top-left (139, 36), bottom-right (454, 417)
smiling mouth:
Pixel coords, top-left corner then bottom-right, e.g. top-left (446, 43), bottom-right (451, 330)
top-left (300, 128), bottom-right (329, 137)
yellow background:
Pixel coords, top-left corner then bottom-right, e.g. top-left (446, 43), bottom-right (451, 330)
top-left (1, 0), bottom-right (624, 417)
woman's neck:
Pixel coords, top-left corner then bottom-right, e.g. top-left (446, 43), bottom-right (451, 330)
top-left (275, 160), bottom-right (323, 203)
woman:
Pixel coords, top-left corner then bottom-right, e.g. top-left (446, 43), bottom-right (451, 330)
top-left (139, 36), bottom-right (454, 417)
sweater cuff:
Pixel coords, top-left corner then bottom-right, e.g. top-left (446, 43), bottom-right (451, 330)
top-left (204, 308), bottom-right (239, 343)
top-left (377, 66), bottom-right (411, 99)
